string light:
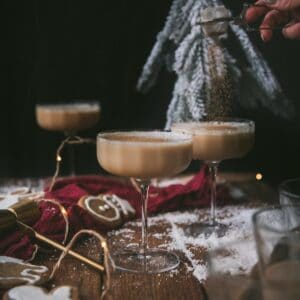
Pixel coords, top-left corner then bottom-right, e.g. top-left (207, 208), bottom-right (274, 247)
top-left (49, 229), bottom-right (111, 300)
top-left (4, 137), bottom-right (110, 295)
top-left (49, 136), bottom-right (95, 191)
top-left (39, 198), bottom-right (70, 244)
top-left (256, 173), bottom-right (263, 181)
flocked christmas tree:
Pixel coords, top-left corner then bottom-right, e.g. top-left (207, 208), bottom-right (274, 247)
top-left (137, 0), bottom-right (293, 129)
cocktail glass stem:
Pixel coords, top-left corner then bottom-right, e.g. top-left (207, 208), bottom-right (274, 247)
top-left (136, 179), bottom-right (150, 257)
top-left (65, 131), bottom-right (76, 176)
top-left (207, 161), bottom-right (220, 226)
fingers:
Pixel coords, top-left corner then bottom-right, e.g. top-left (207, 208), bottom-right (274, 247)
top-left (282, 20), bottom-right (300, 38)
top-left (260, 10), bottom-right (289, 41)
top-left (245, 2), bottom-right (269, 23)
top-left (244, 0), bottom-right (300, 41)
top-left (263, 0), bottom-right (300, 11)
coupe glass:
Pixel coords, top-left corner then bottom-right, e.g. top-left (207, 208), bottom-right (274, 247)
top-left (172, 118), bottom-right (255, 236)
top-left (279, 178), bottom-right (300, 206)
top-left (36, 100), bottom-right (101, 175)
top-left (97, 130), bottom-right (193, 273)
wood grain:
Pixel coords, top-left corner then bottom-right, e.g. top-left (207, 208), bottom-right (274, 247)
top-left (0, 175), bottom-right (275, 300)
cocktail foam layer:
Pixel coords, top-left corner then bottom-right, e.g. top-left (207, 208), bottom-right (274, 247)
top-left (98, 131), bottom-right (192, 145)
top-left (172, 121), bottom-right (254, 135)
top-left (37, 103), bottom-right (100, 112)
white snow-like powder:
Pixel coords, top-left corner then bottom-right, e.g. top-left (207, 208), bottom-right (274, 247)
top-left (111, 206), bottom-right (258, 283)
top-left (163, 207), bottom-right (258, 281)
top-left (152, 233), bottom-right (164, 239)
top-left (148, 211), bottom-right (199, 226)
top-left (108, 228), bottom-right (135, 238)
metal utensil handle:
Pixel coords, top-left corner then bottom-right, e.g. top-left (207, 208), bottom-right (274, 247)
top-left (18, 220), bottom-right (104, 272)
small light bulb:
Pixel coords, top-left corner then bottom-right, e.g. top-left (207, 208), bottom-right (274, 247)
top-left (57, 155), bottom-right (62, 162)
top-left (61, 207), bottom-right (68, 217)
top-left (256, 173), bottom-right (263, 181)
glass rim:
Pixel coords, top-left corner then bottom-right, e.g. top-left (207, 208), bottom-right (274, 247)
top-left (252, 204), bottom-right (300, 234)
top-left (97, 129), bottom-right (193, 143)
top-left (172, 118), bottom-right (255, 125)
top-left (35, 100), bottom-right (101, 106)
top-left (171, 118), bottom-right (255, 135)
top-left (279, 178), bottom-right (300, 200)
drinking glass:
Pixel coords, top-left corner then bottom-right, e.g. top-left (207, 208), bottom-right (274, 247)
top-left (253, 205), bottom-right (300, 300)
top-left (206, 239), bottom-right (260, 300)
top-left (172, 118), bottom-right (255, 236)
top-left (279, 178), bottom-right (300, 206)
top-left (97, 131), bottom-right (193, 273)
top-left (36, 100), bottom-right (101, 175)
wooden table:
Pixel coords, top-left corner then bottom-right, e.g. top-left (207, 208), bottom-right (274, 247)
top-left (0, 174), bottom-right (276, 300)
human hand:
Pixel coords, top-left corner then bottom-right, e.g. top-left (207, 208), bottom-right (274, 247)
top-left (245, 0), bottom-right (300, 42)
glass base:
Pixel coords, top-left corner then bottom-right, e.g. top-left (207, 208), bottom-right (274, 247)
top-left (112, 249), bottom-right (180, 274)
top-left (184, 222), bottom-right (227, 237)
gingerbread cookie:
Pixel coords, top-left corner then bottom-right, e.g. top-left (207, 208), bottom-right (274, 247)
top-left (78, 195), bottom-right (122, 229)
top-left (3, 285), bottom-right (79, 300)
top-left (103, 194), bottom-right (135, 222)
top-left (0, 256), bottom-right (49, 289)
top-left (78, 194), bottom-right (135, 229)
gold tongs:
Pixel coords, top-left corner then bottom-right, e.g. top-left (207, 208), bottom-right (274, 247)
top-left (0, 199), bottom-right (104, 272)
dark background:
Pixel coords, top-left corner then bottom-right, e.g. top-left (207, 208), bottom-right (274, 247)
top-left (1, 0), bottom-right (300, 184)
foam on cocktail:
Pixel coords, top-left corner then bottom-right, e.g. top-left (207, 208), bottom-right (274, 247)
top-left (97, 131), bottom-right (193, 179)
top-left (37, 103), bottom-right (100, 112)
top-left (36, 103), bottom-right (101, 132)
top-left (101, 131), bottom-right (192, 143)
top-left (173, 121), bottom-right (254, 134)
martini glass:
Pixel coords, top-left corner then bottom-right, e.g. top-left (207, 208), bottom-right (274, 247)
top-left (36, 100), bottom-right (101, 175)
top-left (172, 118), bottom-right (255, 236)
top-left (97, 131), bottom-right (193, 273)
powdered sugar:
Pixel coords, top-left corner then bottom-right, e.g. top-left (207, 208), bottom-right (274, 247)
top-left (163, 206), bottom-right (257, 281)
top-left (108, 228), bottom-right (135, 237)
top-left (110, 206), bottom-right (258, 283)
top-left (210, 238), bottom-right (257, 275)
top-left (149, 211), bottom-right (199, 225)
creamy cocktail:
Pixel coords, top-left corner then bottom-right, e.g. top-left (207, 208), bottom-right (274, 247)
top-left (36, 101), bottom-right (101, 175)
top-left (172, 119), bottom-right (255, 234)
top-left (172, 121), bottom-right (254, 161)
top-left (36, 103), bottom-right (101, 133)
top-left (97, 132), bottom-right (192, 179)
top-left (97, 131), bottom-right (193, 273)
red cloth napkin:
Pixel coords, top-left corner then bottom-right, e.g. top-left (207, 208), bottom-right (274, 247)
top-left (0, 167), bottom-right (229, 260)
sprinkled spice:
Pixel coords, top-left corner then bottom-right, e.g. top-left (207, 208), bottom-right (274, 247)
top-left (206, 44), bottom-right (233, 120)
top-left (109, 206), bottom-right (258, 283)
